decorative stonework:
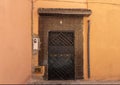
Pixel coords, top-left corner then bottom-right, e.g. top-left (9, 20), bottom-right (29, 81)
top-left (39, 8), bottom-right (92, 16)
top-left (32, 8), bottom-right (91, 80)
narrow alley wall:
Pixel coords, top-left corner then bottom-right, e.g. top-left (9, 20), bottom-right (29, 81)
top-left (0, 0), bottom-right (32, 84)
top-left (89, 0), bottom-right (120, 80)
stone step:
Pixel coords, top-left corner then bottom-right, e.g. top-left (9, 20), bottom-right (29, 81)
top-left (27, 78), bottom-right (120, 85)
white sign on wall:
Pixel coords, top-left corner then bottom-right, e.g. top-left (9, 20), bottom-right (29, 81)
top-left (33, 38), bottom-right (39, 50)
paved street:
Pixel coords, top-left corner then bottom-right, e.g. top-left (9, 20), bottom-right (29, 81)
top-left (27, 78), bottom-right (120, 85)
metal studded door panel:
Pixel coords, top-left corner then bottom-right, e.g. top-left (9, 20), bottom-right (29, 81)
top-left (48, 31), bottom-right (75, 80)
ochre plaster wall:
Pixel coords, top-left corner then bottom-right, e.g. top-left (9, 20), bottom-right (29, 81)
top-left (0, 0), bottom-right (32, 84)
top-left (88, 0), bottom-right (120, 80)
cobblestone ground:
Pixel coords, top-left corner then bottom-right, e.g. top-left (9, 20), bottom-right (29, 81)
top-left (27, 78), bottom-right (120, 85)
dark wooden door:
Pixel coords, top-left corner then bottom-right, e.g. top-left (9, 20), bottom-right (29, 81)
top-left (39, 14), bottom-right (83, 80)
top-left (48, 31), bottom-right (75, 80)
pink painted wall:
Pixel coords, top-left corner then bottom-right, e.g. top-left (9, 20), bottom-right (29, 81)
top-left (0, 0), bottom-right (32, 84)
